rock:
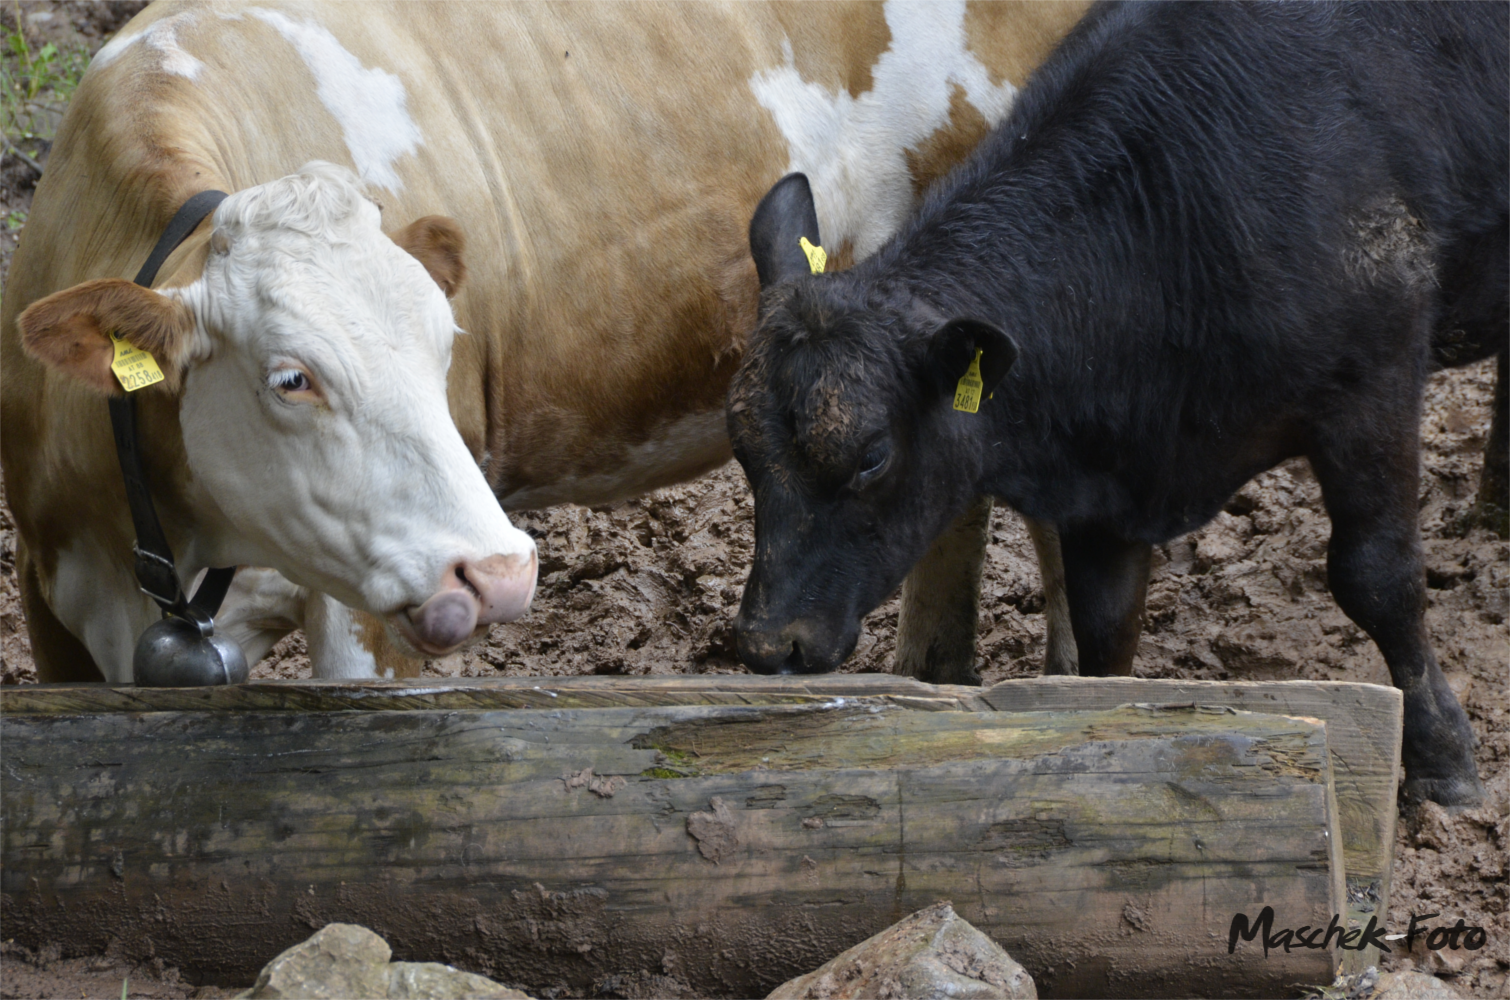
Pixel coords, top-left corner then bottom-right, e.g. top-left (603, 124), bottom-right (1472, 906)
top-left (240, 923), bottom-right (392, 999)
top-left (766, 902), bottom-right (1035, 1000)
top-left (388, 961), bottom-right (528, 999)
top-left (239, 923), bottom-right (529, 999)
top-left (1371, 970), bottom-right (1462, 999)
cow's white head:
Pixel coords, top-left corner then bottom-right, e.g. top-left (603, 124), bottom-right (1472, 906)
top-left (19, 162), bottom-right (535, 657)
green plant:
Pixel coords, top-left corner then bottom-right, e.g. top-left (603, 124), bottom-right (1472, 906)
top-left (4, 208), bottom-right (24, 230)
top-left (2, 5), bottom-right (90, 165)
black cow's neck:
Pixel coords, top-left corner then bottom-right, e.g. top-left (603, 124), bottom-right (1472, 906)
top-left (855, 4), bottom-right (1326, 532)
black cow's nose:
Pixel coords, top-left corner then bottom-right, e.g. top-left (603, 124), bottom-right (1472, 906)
top-left (736, 624), bottom-right (804, 674)
top-left (736, 613), bottom-right (854, 675)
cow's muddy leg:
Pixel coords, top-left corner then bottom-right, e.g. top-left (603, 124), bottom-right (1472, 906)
top-left (1058, 527), bottom-right (1151, 677)
top-left (1310, 439), bottom-right (1483, 806)
top-left (894, 496), bottom-right (993, 685)
top-left (1025, 518), bottom-right (1078, 675)
top-left (15, 537), bottom-right (103, 683)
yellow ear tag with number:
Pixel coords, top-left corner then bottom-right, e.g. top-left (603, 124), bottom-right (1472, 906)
top-left (953, 349), bottom-right (985, 413)
top-left (109, 332), bottom-right (166, 392)
top-left (798, 236), bottom-right (827, 275)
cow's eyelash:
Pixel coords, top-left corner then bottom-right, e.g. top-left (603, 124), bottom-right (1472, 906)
top-left (269, 369), bottom-right (312, 392)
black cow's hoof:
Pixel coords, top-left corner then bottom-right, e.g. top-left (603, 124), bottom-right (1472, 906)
top-left (1400, 773), bottom-right (1485, 810)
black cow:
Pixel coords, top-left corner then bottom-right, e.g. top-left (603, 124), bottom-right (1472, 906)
top-left (728, 1), bottom-right (1505, 807)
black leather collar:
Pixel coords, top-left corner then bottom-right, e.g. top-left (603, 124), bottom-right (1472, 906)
top-left (109, 189), bottom-right (235, 628)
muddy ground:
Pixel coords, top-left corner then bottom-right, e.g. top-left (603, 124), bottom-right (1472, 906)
top-left (0, 3), bottom-right (1505, 998)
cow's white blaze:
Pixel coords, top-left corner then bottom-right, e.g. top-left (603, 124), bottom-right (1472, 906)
top-left (750, 0), bottom-right (1018, 259)
top-left (91, 11), bottom-right (205, 80)
top-left (165, 163), bottom-right (533, 629)
top-left (249, 8), bottom-right (423, 192)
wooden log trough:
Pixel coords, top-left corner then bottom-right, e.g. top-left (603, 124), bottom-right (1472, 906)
top-left (0, 676), bottom-right (1401, 999)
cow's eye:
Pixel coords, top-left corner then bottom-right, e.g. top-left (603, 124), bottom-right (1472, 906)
top-left (851, 439), bottom-right (891, 489)
top-left (269, 369), bottom-right (312, 393)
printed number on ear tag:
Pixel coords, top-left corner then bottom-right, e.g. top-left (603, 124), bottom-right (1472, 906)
top-left (799, 236), bottom-right (826, 275)
top-left (109, 333), bottom-right (166, 392)
top-left (953, 349), bottom-right (985, 413)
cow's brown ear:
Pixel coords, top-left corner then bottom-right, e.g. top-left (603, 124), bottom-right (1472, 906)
top-left (18, 278), bottom-right (195, 395)
top-left (391, 215), bottom-right (467, 297)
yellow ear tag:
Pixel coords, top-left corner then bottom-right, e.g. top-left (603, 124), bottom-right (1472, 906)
top-left (799, 236), bottom-right (827, 275)
top-left (109, 333), bottom-right (166, 392)
top-left (953, 349), bottom-right (985, 413)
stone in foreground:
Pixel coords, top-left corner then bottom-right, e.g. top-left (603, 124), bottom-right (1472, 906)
top-left (767, 902), bottom-right (1035, 1000)
top-left (239, 923), bottom-right (528, 999)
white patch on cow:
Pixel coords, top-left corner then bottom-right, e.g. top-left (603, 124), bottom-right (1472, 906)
top-left (90, 11), bottom-right (205, 80)
top-left (749, 0), bottom-right (1018, 259)
top-left (248, 8), bottom-right (422, 192)
top-left (498, 409), bottom-right (731, 510)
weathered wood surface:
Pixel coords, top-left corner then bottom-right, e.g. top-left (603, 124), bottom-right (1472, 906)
top-left (982, 676), bottom-right (1402, 974)
top-left (1, 697), bottom-right (1345, 999)
top-left (0, 673), bottom-right (986, 714)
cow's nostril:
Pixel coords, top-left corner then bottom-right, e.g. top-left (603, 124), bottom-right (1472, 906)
top-left (455, 563), bottom-right (480, 599)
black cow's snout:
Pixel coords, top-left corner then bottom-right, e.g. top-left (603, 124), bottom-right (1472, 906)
top-left (736, 625), bottom-right (805, 674)
top-left (735, 614), bottom-right (854, 675)
top-left (736, 621), bottom-right (799, 674)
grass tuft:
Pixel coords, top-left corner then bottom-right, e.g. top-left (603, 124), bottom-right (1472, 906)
top-left (2, 2), bottom-right (90, 164)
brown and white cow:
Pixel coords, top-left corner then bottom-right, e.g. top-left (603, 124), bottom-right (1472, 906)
top-left (1, 0), bottom-right (1088, 683)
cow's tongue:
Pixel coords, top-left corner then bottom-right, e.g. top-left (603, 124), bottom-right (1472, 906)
top-left (407, 590), bottom-right (479, 652)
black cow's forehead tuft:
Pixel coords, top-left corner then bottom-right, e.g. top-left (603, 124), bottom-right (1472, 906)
top-left (733, 276), bottom-right (928, 475)
top-left (733, 290), bottom-right (917, 483)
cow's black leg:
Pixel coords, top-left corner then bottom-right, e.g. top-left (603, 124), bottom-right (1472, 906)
top-left (1309, 437), bottom-right (1483, 806)
top-left (895, 496), bottom-right (993, 685)
top-left (1025, 517), bottom-right (1079, 675)
top-left (1058, 526), bottom-right (1151, 677)
top-left (1475, 348), bottom-right (1508, 536)
top-left (1434, 208), bottom-right (1507, 535)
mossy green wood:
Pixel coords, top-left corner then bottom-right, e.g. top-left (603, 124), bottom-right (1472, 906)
top-left (1, 695), bottom-right (1342, 999)
top-left (980, 676), bottom-right (1401, 974)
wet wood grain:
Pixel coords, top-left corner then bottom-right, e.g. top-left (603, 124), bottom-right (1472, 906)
top-left (981, 676), bottom-right (1401, 974)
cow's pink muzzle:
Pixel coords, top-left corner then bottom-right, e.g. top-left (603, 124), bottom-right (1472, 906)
top-left (399, 551), bottom-right (537, 656)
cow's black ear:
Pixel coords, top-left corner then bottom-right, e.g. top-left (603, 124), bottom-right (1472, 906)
top-left (927, 317), bottom-right (1018, 400)
top-left (749, 173), bottom-right (822, 288)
